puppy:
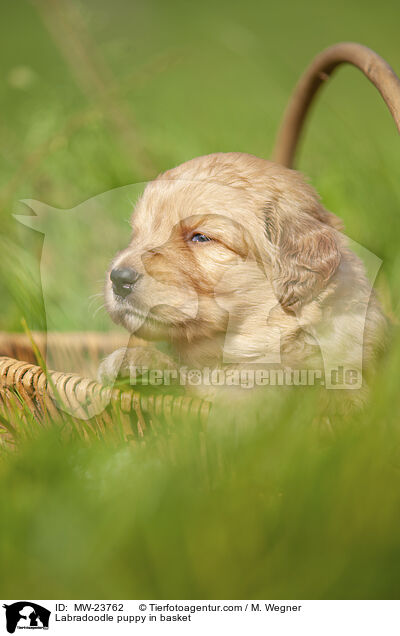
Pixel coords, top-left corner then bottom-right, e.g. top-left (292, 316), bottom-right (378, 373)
top-left (99, 152), bottom-right (385, 403)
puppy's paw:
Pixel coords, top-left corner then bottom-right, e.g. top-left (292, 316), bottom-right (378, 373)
top-left (98, 346), bottom-right (177, 386)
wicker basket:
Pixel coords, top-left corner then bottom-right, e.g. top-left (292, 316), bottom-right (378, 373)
top-left (1, 42), bottom-right (399, 445)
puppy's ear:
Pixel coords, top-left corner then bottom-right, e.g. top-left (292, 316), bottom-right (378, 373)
top-left (265, 204), bottom-right (342, 312)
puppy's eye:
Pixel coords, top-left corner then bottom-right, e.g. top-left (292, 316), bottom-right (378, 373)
top-left (191, 233), bottom-right (211, 243)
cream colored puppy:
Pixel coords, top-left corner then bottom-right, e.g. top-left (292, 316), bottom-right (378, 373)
top-left (99, 152), bottom-right (385, 401)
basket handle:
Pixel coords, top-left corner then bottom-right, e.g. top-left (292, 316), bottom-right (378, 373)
top-left (273, 42), bottom-right (400, 168)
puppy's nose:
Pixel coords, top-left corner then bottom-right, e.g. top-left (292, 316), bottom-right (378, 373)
top-left (110, 267), bottom-right (141, 298)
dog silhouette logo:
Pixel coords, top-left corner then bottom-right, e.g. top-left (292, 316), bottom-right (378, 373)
top-left (2, 602), bottom-right (50, 633)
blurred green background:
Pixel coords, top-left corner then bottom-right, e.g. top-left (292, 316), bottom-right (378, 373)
top-left (1, 0), bottom-right (400, 600)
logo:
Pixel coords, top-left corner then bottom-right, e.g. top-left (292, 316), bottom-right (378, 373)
top-left (2, 603), bottom-right (50, 634)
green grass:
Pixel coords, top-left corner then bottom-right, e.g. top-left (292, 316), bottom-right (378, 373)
top-left (1, 0), bottom-right (400, 599)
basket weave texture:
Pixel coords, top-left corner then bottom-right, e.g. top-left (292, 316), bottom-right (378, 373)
top-left (0, 333), bottom-right (210, 447)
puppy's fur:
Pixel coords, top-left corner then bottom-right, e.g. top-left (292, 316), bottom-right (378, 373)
top-left (100, 152), bottom-right (385, 402)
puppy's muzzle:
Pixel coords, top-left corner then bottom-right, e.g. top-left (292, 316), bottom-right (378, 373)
top-left (110, 267), bottom-right (142, 299)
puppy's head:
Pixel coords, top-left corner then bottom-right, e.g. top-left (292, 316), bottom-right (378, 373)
top-left (105, 153), bottom-right (342, 344)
